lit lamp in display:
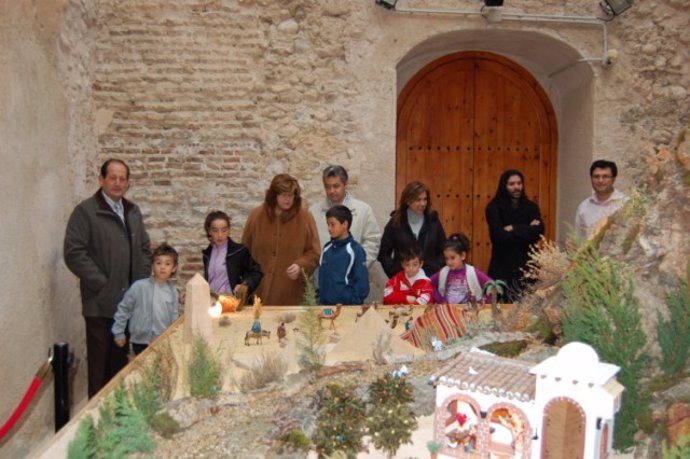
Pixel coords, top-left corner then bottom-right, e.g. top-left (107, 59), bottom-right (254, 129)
top-left (208, 301), bottom-right (222, 318)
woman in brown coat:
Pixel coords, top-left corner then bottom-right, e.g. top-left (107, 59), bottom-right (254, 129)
top-left (242, 174), bottom-right (321, 305)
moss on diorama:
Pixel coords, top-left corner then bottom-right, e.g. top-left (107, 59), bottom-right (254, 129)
top-left (524, 313), bottom-right (557, 344)
top-left (149, 411), bottom-right (181, 439)
top-left (479, 340), bottom-right (528, 358)
top-left (283, 429), bottom-right (310, 450)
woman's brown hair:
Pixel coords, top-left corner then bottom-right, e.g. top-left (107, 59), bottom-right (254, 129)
top-left (391, 181), bottom-right (432, 227)
top-left (264, 173), bottom-right (302, 222)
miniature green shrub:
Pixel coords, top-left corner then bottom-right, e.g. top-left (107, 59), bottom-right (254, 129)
top-left (296, 307), bottom-right (326, 372)
top-left (239, 352), bottom-right (288, 391)
top-left (131, 355), bottom-right (164, 423)
top-left (283, 429), bottom-right (310, 450)
top-left (524, 313), bottom-right (557, 344)
top-left (656, 280), bottom-right (690, 377)
top-left (149, 411), bottom-right (181, 438)
top-left (97, 382), bottom-right (156, 458)
top-left (366, 374), bottom-right (418, 458)
top-left (187, 337), bottom-right (223, 398)
top-left (313, 384), bottom-right (366, 458)
top-left (561, 245), bottom-right (649, 451)
top-left (67, 416), bottom-right (97, 459)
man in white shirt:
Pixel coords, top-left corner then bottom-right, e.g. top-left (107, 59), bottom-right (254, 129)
top-left (575, 160), bottom-right (626, 239)
top-left (309, 165), bottom-right (381, 281)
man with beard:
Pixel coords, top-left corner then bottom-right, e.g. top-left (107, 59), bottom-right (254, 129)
top-left (485, 169), bottom-right (544, 301)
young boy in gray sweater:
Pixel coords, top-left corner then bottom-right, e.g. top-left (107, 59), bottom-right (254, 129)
top-left (112, 243), bottom-right (180, 355)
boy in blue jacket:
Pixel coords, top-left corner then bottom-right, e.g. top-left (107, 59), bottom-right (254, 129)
top-left (318, 205), bottom-right (369, 305)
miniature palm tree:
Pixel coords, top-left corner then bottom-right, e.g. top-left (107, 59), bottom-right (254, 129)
top-left (483, 279), bottom-right (508, 324)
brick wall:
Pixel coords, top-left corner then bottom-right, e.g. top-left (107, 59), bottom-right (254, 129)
top-left (92, 0), bottom-right (362, 284)
top-left (89, 0), bottom-right (689, 288)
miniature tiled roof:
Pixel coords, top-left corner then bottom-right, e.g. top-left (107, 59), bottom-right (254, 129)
top-left (433, 350), bottom-right (536, 402)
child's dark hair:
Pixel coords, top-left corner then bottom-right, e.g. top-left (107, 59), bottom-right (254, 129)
top-left (400, 246), bottom-right (423, 263)
top-left (325, 205), bottom-right (352, 229)
top-left (444, 233), bottom-right (470, 254)
top-left (204, 210), bottom-right (230, 240)
top-left (153, 243), bottom-right (179, 265)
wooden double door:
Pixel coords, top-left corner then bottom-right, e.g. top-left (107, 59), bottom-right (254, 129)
top-left (397, 51), bottom-right (557, 271)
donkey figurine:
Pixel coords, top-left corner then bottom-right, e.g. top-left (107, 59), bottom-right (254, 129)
top-left (244, 329), bottom-right (271, 345)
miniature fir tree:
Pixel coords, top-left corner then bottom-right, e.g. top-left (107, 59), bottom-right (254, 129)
top-left (366, 373), bottom-right (418, 458)
top-left (97, 382), bottom-right (156, 457)
top-left (187, 336), bottom-right (223, 398)
top-left (301, 268), bottom-right (318, 306)
top-left (67, 416), bottom-right (97, 459)
top-left (562, 244), bottom-right (649, 450)
top-left (656, 279), bottom-right (690, 377)
top-left (312, 384), bottom-right (366, 458)
top-left (131, 355), bottom-right (163, 423)
top-left (296, 307), bottom-right (326, 372)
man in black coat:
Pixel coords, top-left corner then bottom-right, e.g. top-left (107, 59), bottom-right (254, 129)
top-left (485, 169), bottom-right (544, 301)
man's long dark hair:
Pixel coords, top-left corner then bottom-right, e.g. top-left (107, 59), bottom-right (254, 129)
top-left (489, 169), bottom-right (526, 210)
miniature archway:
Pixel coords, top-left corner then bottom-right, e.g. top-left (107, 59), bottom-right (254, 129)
top-left (435, 394), bottom-right (482, 456)
top-left (485, 403), bottom-right (532, 458)
top-left (541, 396), bottom-right (586, 458)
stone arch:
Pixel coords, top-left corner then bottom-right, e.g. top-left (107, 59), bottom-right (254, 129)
top-left (434, 393), bottom-right (482, 456)
top-left (396, 29), bottom-right (596, 241)
top-left (485, 402), bottom-right (533, 458)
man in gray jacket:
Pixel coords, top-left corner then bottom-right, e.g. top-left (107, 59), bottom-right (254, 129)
top-left (64, 159), bottom-right (151, 397)
top-left (309, 165), bottom-right (381, 284)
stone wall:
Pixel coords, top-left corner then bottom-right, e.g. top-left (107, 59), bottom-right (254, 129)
top-left (0, 1), bottom-right (96, 457)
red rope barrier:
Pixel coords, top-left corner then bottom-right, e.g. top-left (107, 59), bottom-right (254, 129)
top-left (0, 361), bottom-right (51, 441)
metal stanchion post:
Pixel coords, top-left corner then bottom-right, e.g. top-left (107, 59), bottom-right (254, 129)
top-left (52, 342), bottom-right (70, 431)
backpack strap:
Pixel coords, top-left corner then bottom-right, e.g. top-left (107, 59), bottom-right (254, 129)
top-left (438, 266), bottom-right (450, 297)
top-left (465, 264), bottom-right (483, 302)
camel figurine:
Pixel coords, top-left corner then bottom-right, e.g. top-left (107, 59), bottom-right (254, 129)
top-left (388, 305), bottom-right (413, 328)
top-left (319, 305), bottom-right (342, 331)
top-left (355, 304), bottom-right (378, 322)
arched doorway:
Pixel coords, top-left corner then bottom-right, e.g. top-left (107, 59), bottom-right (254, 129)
top-left (397, 51), bottom-right (557, 271)
top-left (541, 397), bottom-right (586, 458)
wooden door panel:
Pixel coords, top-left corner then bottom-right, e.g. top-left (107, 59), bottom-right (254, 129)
top-left (542, 399), bottom-right (585, 458)
top-left (398, 51), bottom-right (557, 272)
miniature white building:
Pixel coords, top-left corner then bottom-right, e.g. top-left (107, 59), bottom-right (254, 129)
top-left (433, 342), bottom-right (624, 458)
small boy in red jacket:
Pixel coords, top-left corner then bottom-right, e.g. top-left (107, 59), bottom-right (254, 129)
top-left (383, 247), bottom-right (433, 305)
